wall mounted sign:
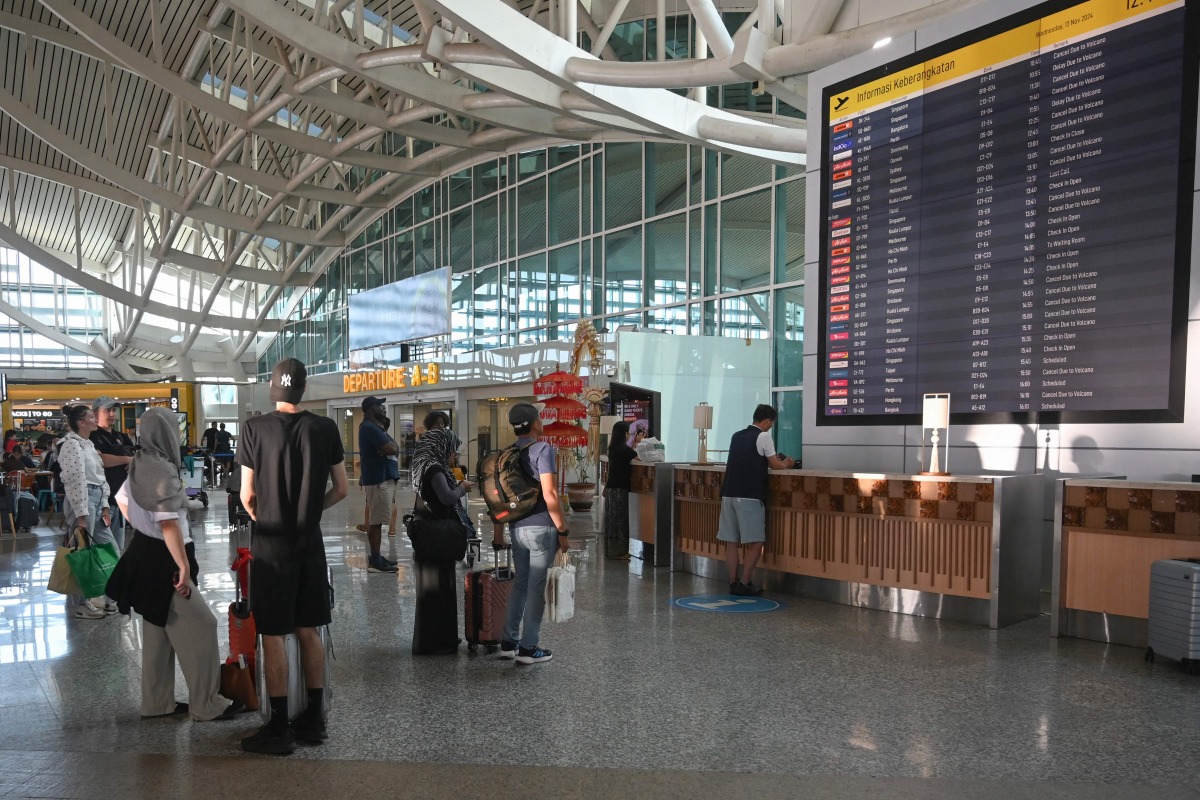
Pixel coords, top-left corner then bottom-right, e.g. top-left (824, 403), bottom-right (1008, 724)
top-left (343, 363), bottom-right (441, 394)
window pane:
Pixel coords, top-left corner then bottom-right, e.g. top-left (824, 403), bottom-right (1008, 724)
top-left (450, 207), bottom-right (472, 272)
top-left (776, 178), bottom-right (805, 282)
top-left (474, 195), bottom-right (498, 268)
top-left (646, 214), bottom-right (687, 309)
top-left (548, 164), bottom-right (580, 246)
top-left (720, 189), bottom-right (772, 291)
top-left (473, 266), bottom-right (500, 338)
top-left (449, 169), bottom-right (472, 209)
top-left (721, 153), bottom-right (772, 195)
top-left (773, 390), bottom-right (802, 462)
top-left (414, 222), bottom-right (437, 274)
top-left (721, 292), bottom-right (769, 339)
top-left (518, 176), bottom-right (547, 254)
top-left (647, 142), bottom-right (687, 217)
top-left (774, 286), bottom-right (804, 387)
top-left (517, 253), bottom-right (547, 329)
top-left (605, 143), bottom-right (642, 229)
top-left (548, 244), bottom-right (580, 328)
top-left (604, 227), bottom-right (642, 319)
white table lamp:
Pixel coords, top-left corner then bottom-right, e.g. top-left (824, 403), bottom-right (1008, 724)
top-left (693, 402), bottom-right (713, 464)
top-left (921, 393), bottom-right (951, 476)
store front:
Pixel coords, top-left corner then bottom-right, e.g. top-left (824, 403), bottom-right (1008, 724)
top-left (1, 382), bottom-right (197, 444)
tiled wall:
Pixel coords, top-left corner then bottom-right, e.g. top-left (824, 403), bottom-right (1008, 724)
top-left (1062, 484), bottom-right (1200, 536)
top-left (673, 470), bottom-right (995, 523)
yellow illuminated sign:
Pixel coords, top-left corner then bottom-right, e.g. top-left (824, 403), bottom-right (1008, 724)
top-left (343, 364), bottom-right (441, 394)
top-left (829, 0), bottom-right (1182, 121)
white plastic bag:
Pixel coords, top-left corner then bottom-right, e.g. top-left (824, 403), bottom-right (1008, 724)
top-left (544, 550), bottom-right (576, 623)
top-left (636, 437), bottom-right (666, 462)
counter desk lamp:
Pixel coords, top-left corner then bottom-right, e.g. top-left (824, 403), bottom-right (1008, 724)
top-left (920, 393), bottom-right (951, 476)
top-left (693, 402), bottom-right (713, 464)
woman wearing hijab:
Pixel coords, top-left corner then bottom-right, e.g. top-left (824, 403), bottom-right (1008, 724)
top-left (409, 428), bottom-right (474, 655)
top-left (106, 407), bottom-right (241, 721)
top-left (58, 404), bottom-right (116, 619)
top-left (603, 421), bottom-right (639, 560)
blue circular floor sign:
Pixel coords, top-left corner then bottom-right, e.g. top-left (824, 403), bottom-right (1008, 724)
top-left (673, 594), bottom-right (782, 613)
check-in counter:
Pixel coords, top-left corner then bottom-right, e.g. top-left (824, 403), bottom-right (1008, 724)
top-left (599, 459), bottom-right (674, 566)
top-left (672, 467), bottom-right (1044, 628)
top-left (1052, 478), bottom-right (1200, 647)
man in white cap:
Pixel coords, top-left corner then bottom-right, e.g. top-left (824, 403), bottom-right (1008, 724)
top-left (237, 358), bottom-right (347, 755)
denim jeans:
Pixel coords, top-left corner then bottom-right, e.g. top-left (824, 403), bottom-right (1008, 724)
top-left (503, 525), bottom-right (557, 650)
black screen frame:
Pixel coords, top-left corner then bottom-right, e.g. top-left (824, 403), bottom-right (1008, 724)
top-left (815, 0), bottom-right (1199, 427)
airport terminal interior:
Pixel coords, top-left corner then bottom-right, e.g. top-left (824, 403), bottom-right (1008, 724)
top-left (1, 0), bottom-right (1199, 797)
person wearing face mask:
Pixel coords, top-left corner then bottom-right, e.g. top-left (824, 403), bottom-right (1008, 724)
top-left (358, 397), bottom-right (399, 573)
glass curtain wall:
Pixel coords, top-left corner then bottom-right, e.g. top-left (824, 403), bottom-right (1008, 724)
top-left (260, 143), bottom-right (804, 384)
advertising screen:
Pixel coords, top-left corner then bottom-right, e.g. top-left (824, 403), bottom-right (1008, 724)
top-left (348, 267), bottom-right (452, 352)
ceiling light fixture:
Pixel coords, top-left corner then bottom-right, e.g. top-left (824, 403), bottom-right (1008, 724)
top-left (874, 37), bottom-right (892, 48)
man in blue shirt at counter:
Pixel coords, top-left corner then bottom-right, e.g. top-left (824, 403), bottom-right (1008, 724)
top-left (718, 403), bottom-right (795, 596)
top-left (359, 396), bottom-right (399, 573)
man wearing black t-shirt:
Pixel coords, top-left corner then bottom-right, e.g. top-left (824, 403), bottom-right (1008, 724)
top-left (91, 397), bottom-right (136, 550)
top-left (238, 358), bottom-right (347, 756)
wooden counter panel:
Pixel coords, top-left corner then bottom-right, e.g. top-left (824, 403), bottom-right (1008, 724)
top-left (1063, 528), bottom-right (1200, 618)
top-left (599, 462), bottom-right (655, 495)
top-left (676, 498), bottom-right (991, 598)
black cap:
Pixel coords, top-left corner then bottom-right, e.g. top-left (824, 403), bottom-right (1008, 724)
top-left (361, 396), bottom-right (386, 412)
top-left (270, 358), bottom-right (307, 404)
top-left (509, 402), bottom-right (540, 434)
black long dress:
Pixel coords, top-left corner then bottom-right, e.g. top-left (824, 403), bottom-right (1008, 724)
top-left (411, 471), bottom-right (468, 655)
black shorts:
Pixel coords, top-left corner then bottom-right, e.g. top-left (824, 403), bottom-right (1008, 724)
top-left (249, 539), bottom-right (331, 636)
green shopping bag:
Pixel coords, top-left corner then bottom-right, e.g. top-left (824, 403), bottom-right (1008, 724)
top-left (65, 528), bottom-right (120, 598)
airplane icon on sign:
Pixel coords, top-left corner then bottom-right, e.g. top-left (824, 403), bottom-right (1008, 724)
top-left (834, 96), bottom-right (849, 111)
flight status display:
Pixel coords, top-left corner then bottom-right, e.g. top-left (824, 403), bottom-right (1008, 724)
top-left (818, 0), bottom-right (1196, 425)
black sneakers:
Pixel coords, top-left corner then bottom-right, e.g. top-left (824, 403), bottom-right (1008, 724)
top-left (241, 723), bottom-right (296, 755)
top-left (733, 581), bottom-right (764, 596)
top-left (292, 712), bottom-right (328, 744)
top-left (515, 646), bottom-right (553, 665)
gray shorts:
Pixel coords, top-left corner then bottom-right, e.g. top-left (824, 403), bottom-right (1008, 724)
top-left (716, 497), bottom-right (766, 544)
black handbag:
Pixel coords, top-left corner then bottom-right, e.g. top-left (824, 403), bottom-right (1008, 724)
top-left (405, 507), bottom-right (469, 562)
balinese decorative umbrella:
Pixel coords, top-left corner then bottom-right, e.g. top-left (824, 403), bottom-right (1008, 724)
top-left (538, 394), bottom-right (588, 422)
top-left (533, 370), bottom-right (584, 396)
top-left (537, 421), bottom-right (589, 448)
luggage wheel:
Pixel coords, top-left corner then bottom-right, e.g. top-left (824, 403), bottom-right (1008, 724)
top-left (1145, 647), bottom-right (1155, 664)
top-left (467, 643), bottom-right (478, 653)
top-left (484, 644), bottom-right (497, 654)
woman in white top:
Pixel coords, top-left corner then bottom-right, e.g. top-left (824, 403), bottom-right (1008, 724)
top-left (58, 404), bottom-right (116, 619)
top-left (107, 407), bottom-right (240, 721)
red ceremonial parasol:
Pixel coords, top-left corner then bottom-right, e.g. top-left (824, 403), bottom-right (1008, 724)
top-left (538, 394), bottom-right (588, 422)
top-left (533, 370), bottom-right (584, 396)
top-left (538, 421), bottom-right (589, 448)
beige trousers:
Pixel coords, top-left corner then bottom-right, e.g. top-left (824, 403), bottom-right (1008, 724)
top-left (140, 581), bottom-right (228, 720)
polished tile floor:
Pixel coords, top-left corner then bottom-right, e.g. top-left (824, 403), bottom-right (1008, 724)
top-left (0, 486), bottom-right (1196, 799)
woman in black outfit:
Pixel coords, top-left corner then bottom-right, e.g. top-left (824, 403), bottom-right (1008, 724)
top-left (603, 421), bottom-right (639, 560)
top-left (409, 428), bottom-right (475, 654)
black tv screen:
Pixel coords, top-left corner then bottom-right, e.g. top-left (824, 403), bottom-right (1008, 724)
top-left (817, 0), bottom-right (1197, 425)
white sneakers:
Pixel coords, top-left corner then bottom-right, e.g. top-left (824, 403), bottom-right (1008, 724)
top-left (75, 601), bottom-right (105, 619)
top-left (74, 599), bottom-right (117, 619)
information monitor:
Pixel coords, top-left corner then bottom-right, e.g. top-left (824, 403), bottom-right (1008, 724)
top-left (818, 0), bottom-right (1198, 425)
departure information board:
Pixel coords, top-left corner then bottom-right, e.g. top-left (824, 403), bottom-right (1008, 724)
top-left (818, 0), bottom-right (1196, 425)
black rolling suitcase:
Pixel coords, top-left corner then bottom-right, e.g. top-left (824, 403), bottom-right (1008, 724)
top-left (412, 556), bottom-right (460, 654)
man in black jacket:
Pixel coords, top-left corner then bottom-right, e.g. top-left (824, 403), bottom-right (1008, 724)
top-left (717, 404), bottom-right (795, 596)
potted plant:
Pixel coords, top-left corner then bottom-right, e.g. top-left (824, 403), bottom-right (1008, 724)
top-left (564, 446), bottom-right (596, 513)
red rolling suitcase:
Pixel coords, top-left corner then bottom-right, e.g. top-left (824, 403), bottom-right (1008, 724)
top-left (464, 540), bottom-right (514, 653)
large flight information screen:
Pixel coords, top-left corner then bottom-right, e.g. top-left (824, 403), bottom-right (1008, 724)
top-left (818, 0), bottom-right (1196, 425)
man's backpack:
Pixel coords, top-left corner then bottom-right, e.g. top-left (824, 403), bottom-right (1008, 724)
top-left (478, 442), bottom-right (542, 524)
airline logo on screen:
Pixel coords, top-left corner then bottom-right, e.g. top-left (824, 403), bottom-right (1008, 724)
top-left (343, 364), bottom-right (441, 393)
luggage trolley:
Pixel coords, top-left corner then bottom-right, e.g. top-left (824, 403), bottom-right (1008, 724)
top-left (181, 459), bottom-right (209, 508)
